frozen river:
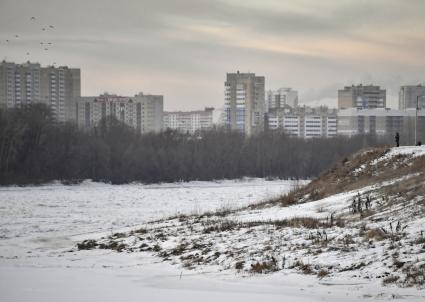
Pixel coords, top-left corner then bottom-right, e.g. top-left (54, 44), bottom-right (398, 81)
top-left (0, 179), bottom-right (299, 257)
top-left (1, 179), bottom-right (420, 302)
top-left (0, 179), bottom-right (322, 302)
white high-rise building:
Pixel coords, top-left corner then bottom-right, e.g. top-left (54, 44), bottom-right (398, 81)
top-left (75, 92), bottom-right (163, 134)
top-left (0, 60), bottom-right (80, 122)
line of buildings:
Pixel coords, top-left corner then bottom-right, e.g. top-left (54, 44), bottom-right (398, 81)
top-left (1, 61), bottom-right (425, 142)
top-left (336, 85), bottom-right (425, 143)
top-left (222, 71), bottom-right (425, 142)
top-left (0, 61), bottom-right (215, 134)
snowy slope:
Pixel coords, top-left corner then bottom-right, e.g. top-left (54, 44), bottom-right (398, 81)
top-left (79, 146), bottom-right (425, 294)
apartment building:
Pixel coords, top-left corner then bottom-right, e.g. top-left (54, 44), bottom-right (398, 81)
top-left (266, 88), bottom-right (298, 110)
top-left (75, 92), bottom-right (163, 134)
top-left (338, 84), bottom-right (386, 109)
top-left (267, 106), bottom-right (337, 138)
top-left (337, 108), bottom-right (425, 143)
top-left (399, 85), bottom-right (425, 110)
top-left (0, 60), bottom-right (81, 122)
top-left (163, 107), bottom-right (214, 134)
top-left (223, 71), bottom-right (265, 135)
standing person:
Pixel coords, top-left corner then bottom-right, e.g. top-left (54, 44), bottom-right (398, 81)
top-left (395, 132), bottom-right (400, 147)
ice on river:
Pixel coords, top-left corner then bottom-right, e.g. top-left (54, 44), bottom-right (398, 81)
top-left (1, 178), bottom-right (422, 301)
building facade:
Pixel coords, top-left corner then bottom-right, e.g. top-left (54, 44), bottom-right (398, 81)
top-left (75, 93), bottom-right (163, 134)
top-left (266, 88), bottom-right (298, 110)
top-left (163, 107), bottom-right (214, 134)
top-left (0, 60), bottom-right (81, 122)
top-left (223, 71), bottom-right (265, 135)
top-left (399, 85), bottom-right (425, 110)
top-left (338, 84), bottom-right (386, 109)
top-left (267, 106), bottom-right (337, 139)
top-left (337, 108), bottom-right (425, 143)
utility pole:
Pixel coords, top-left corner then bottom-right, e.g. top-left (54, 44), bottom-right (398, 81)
top-left (416, 95), bottom-right (425, 145)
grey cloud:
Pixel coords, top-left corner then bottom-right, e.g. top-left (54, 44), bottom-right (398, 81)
top-left (1, 0), bottom-right (425, 110)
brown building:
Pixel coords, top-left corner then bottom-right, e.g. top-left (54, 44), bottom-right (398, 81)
top-left (338, 84), bottom-right (386, 109)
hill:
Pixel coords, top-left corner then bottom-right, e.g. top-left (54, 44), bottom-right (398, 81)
top-left (76, 146), bottom-right (425, 288)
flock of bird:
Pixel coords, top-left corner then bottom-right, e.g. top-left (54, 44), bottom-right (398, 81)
top-left (2, 16), bottom-right (57, 63)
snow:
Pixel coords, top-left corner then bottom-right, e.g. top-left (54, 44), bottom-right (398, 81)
top-left (385, 145), bottom-right (425, 158)
top-left (232, 174), bottom-right (420, 223)
top-left (371, 145), bottom-right (425, 166)
top-left (1, 178), bottom-right (345, 302)
top-left (2, 250), bottom-right (422, 302)
top-left (352, 146), bottom-right (425, 176)
top-left (1, 177), bottom-right (424, 301)
top-left (0, 178), bottom-right (301, 258)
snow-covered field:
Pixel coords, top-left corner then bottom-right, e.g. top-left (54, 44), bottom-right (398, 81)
top-left (1, 174), bottom-right (424, 301)
top-left (0, 178), bottom-right (332, 302)
top-left (0, 178), bottom-right (299, 258)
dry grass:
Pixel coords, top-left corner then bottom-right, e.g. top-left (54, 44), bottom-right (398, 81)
top-left (383, 275), bottom-right (400, 285)
top-left (381, 172), bottom-right (425, 202)
top-left (249, 217), bottom-right (336, 229)
top-left (317, 269), bottom-right (329, 278)
top-left (170, 243), bottom-right (188, 256)
top-left (235, 261), bottom-right (245, 270)
top-left (401, 263), bottom-right (425, 287)
top-left (290, 260), bottom-right (314, 274)
top-left (199, 216), bottom-right (335, 235)
top-left (268, 149), bottom-right (425, 209)
top-left (366, 228), bottom-right (387, 241)
top-left (77, 239), bottom-right (97, 250)
top-left (202, 219), bottom-right (238, 234)
top-left (250, 261), bottom-right (278, 274)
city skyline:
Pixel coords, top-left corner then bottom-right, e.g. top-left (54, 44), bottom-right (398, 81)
top-left (1, 0), bottom-right (425, 110)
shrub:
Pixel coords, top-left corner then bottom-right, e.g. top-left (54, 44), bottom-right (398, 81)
top-left (77, 239), bottom-right (98, 250)
top-left (250, 261), bottom-right (277, 274)
top-left (235, 261), bottom-right (245, 270)
top-left (366, 228), bottom-right (387, 241)
top-left (317, 269), bottom-right (329, 278)
top-left (383, 275), bottom-right (400, 285)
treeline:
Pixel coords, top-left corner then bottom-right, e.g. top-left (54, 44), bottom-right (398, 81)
top-left (0, 104), bottom-right (393, 185)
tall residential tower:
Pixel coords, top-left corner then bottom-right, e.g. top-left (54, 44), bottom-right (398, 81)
top-left (223, 71), bottom-right (265, 135)
top-left (338, 84), bottom-right (386, 109)
top-left (0, 61), bottom-right (81, 122)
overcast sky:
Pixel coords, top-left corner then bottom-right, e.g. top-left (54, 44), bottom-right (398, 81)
top-left (1, 0), bottom-right (425, 110)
